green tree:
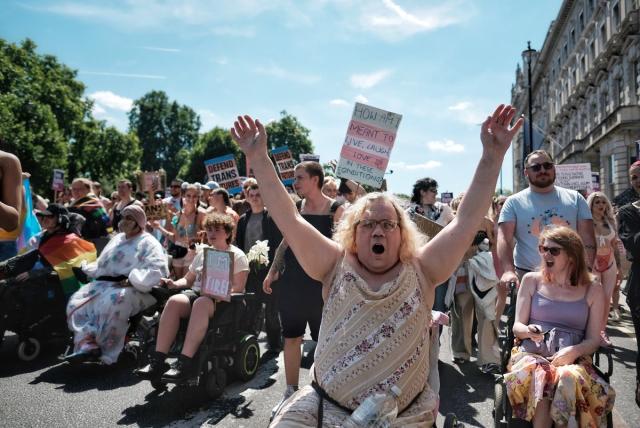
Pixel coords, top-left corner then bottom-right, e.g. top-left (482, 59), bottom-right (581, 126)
top-left (179, 127), bottom-right (242, 183)
top-left (128, 90), bottom-right (201, 180)
top-left (265, 111), bottom-right (314, 163)
top-left (70, 119), bottom-right (141, 188)
top-left (0, 38), bottom-right (89, 193)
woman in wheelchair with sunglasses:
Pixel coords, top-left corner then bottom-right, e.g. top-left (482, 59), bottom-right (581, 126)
top-left (505, 226), bottom-right (615, 427)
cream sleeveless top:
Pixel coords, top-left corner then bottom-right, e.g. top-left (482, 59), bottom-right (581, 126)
top-left (313, 256), bottom-right (431, 412)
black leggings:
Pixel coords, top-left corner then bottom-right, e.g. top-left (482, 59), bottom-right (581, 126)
top-left (628, 265), bottom-right (640, 379)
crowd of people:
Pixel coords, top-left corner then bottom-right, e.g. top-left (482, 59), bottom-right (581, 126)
top-left (0, 102), bottom-right (638, 426)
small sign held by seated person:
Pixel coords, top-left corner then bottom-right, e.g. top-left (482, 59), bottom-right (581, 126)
top-left (201, 248), bottom-right (234, 302)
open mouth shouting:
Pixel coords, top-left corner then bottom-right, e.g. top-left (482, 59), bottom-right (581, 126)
top-left (372, 243), bottom-right (385, 255)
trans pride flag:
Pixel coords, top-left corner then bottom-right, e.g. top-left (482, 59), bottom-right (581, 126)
top-left (39, 233), bottom-right (97, 297)
top-left (16, 177), bottom-right (41, 253)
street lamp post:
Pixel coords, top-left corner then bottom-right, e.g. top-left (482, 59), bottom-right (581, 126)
top-left (523, 41), bottom-right (536, 158)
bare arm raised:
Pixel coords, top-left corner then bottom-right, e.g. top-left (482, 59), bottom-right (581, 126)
top-left (231, 116), bottom-right (341, 282)
top-left (417, 105), bottom-right (523, 286)
top-left (0, 151), bottom-right (22, 231)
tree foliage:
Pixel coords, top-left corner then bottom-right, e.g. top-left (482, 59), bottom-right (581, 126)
top-left (70, 119), bottom-right (141, 189)
top-left (265, 111), bottom-right (314, 163)
top-left (0, 38), bottom-right (89, 193)
top-left (179, 127), bottom-right (242, 182)
top-left (128, 90), bottom-right (201, 181)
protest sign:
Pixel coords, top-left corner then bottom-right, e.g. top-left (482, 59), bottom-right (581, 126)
top-left (554, 163), bottom-right (592, 190)
top-left (441, 192), bottom-right (454, 204)
top-left (271, 146), bottom-right (296, 186)
top-left (589, 172), bottom-right (601, 193)
top-left (299, 153), bottom-right (320, 163)
top-left (413, 213), bottom-right (444, 239)
top-left (204, 154), bottom-right (242, 195)
top-left (52, 169), bottom-right (65, 192)
top-left (336, 103), bottom-right (402, 188)
top-left (137, 171), bottom-right (165, 194)
top-left (144, 202), bottom-right (168, 221)
top-left (201, 248), bottom-right (234, 302)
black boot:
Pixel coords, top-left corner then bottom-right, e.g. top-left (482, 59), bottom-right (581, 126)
top-left (135, 351), bottom-right (168, 380)
top-left (161, 354), bottom-right (195, 383)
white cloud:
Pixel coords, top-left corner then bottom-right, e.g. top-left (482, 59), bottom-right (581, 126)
top-left (254, 64), bottom-right (320, 85)
top-left (214, 57), bottom-right (229, 65)
top-left (141, 46), bottom-right (181, 52)
top-left (330, 99), bottom-right (349, 107)
top-left (350, 69), bottom-right (392, 89)
top-left (211, 26), bottom-right (255, 38)
top-left (80, 71), bottom-right (166, 80)
top-left (389, 160), bottom-right (442, 170)
top-left (198, 109), bottom-right (227, 131)
top-left (88, 91), bottom-right (133, 112)
top-left (363, 0), bottom-right (473, 41)
top-left (427, 139), bottom-right (465, 153)
top-left (354, 94), bottom-right (369, 104)
top-left (92, 103), bottom-right (106, 115)
top-left (448, 101), bottom-right (472, 111)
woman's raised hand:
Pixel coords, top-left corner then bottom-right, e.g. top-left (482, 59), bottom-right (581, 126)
top-left (480, 104), bottom-right (524, 159)
top-left (230, 115), bottom-right (268, 159)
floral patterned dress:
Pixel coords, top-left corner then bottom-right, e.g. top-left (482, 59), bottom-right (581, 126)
top-left (66, 232), bottom-right (168, 364)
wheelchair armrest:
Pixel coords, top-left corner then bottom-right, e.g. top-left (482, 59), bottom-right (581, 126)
top-left (150, 286), bottom-right (178, 302)
top-left (230, 293), bottom-right (246, 303)
top-left (594, 346), bottom-right (614, 379)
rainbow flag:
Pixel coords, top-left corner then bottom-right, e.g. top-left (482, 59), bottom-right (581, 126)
top-left (39, 233), bottom-right (97, 297)
top-left (70, 196), bottom-right (112, 236)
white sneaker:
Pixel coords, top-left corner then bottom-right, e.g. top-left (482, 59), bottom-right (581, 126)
top-left (271, 385), bottom-right (297, 420)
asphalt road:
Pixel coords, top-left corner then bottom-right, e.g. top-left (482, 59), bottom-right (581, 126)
top-left (1, 299), bottom-right (638, 427)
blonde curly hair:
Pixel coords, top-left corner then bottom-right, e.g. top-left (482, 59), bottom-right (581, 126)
top-left (333, 192), bottom-right (426, 263)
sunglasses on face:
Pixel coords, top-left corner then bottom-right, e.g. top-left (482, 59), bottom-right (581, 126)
top-left (538, 245), bottom-right (563, 256)
top-left (356, 219), bottom-right (399, 232)
top-left (526, 162), bottom-right (554, 172)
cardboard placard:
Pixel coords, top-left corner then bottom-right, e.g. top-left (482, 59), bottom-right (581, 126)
top-left (554, 163), bottom-right (592, 190)
top-left (413, 213), bottom-right (444, 239)
top-left (336, 103), bottom-right (402, 189)
top-left (271, 146), bottom-right (296, 186)
top-left (440, 192), bottom-right (454, 204)
top-left (144, 202), bottom-right (168, 221)
top-left (140, 171), bottom-right (162, 193)
top-left (52, 169), bottom-right (65, 192)
top-left (201, 247), bottom-right (234, 302)
top-left (204, 154), bottom-right (242, 195)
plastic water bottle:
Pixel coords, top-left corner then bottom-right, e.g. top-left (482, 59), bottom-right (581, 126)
top-left (342, 385), bottom-right (402, 427)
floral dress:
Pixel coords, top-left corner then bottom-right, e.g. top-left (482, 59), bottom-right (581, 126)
top-left (66, 232), bottom-right (168, 364)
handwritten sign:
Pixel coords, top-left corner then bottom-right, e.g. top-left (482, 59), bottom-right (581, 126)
top-left (204, 154), bottom-right (242, 195)
top-left (201, 248), bottom-right (234, 302)
top-left (554, 163), bottom-right (592, 190)
top-left (51, 169), bottom-right (65, 192)
top-left (138, 171), bottom-right (164, 193)
top-left (144, 202), bottom-right (168, 221)
top-left (336, 103), bottom-right (402, 188)
top-left (271, 146), bottom-right (296, 186)
top-left (300, 153), bottom-right (320, 163)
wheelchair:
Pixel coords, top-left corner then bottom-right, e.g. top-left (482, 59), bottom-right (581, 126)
top-left (492, 282), bottom-right (614, 427)
top-left (144, 292), bottom-right (262, 399)
top-left (0, 271), bottom-right (70, 361)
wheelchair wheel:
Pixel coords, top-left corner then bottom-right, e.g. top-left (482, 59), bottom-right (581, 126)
top-left (444, 412), bottom-right (463, 427)
top-left (205, 367), bottom-right (227, 399)
top-left (233, 335), bottom-right (260, 381)
top-left (17, 337), bottom-right (41, 361)
top-left (493, 380), bottom-right (507, 427)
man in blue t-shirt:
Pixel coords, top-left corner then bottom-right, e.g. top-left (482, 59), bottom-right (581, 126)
top-left (497, 150), bottom-right (595, 286)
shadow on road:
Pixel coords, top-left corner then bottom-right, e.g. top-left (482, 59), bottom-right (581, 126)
top-left (0, 334), bottom-right (68, 377)
top-left (437, 360), bottom-right (494, 427)
top-left (117, 348), bottom-right (282, 427)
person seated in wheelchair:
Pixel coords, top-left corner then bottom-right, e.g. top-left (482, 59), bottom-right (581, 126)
top-left (136, 212), bottom-right (249, 383)
top-left (65, 204), bottom-right (168, 364)
top-left (0, 204), bottom-right (95, 293)
top-left (505, 226), bottom-right (615, 427)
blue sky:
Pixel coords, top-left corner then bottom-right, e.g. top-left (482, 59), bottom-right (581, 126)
top-left (1, 1), bottom-right (561, 196)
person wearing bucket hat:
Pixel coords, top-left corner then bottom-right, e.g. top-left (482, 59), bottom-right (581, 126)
top-left (65, 203), bottom-right (168, 364)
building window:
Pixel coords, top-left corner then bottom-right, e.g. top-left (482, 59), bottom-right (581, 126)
top-left (635, 60), bottom-right (640, 95)
top-left (590, 41), bottom-right (596, 63)
top-left (617, 78), bottom-right (624, 106)
top-left (579, 12), bottom-right (584, 33)
top-left (581, 56), bottom-right (587, 75)
top-left (600, 23), bottom-right (607, 50)
top-left (612, 2), bottom-right (620, 30)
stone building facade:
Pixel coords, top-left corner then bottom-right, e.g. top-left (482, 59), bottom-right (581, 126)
top-left (511, 0), bottom-right (640, 197)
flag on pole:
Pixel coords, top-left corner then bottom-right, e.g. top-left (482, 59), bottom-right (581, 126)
top-left (16, 177), bottom-right (42, 254)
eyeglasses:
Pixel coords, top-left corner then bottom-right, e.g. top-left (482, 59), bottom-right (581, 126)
top-left (526, 162), bottom-right (554, 172)
top-left (356, 219), bottom-right (399, 232)
top-left (538, 245), bottom-right (563, 256)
